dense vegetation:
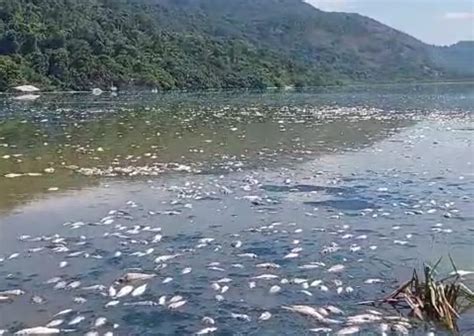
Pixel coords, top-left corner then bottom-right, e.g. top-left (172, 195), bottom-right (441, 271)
top-left (0, 0), bottom-right (470, 91)
top-left (430, 41), bottom-right (474, 78)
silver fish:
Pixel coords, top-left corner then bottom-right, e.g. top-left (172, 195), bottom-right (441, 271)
top-left (196, 327), bottom-right (218, 335)
top-left (116, 285), bottom-right (134, 298)
top-left (231, 313), bottom-right (251, 322)
top-left (131, 284), bottom-right (147, 297)
top-left (336, 326), bottom-right (360, 335)
top-left (68, 315), bottom-right (85, 325)
top-left (15, 327), bottom-right (60, 335)
top-left (94, 317), bottom-right (107, 328)
top-left (168, 300), bottom-right (187, 309)
top-left (258, 312), bottom-right (272, 321)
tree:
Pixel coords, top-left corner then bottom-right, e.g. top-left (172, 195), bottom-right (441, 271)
top-left (0, 30), bottom-right (20, 55)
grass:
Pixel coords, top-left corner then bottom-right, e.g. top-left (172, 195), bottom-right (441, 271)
top-left (380, 256), bottom-right (474, 332)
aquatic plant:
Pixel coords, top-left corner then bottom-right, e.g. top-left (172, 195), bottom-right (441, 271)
top-left (380, 257), bottom-right (474, 332)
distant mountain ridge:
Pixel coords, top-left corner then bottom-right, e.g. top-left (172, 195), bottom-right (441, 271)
top-left (430, 41), bottom-right (474, 78)
top-left (0, 0), bottom-right (471, 91)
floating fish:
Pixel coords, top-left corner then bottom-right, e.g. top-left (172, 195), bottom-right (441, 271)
top-left (259, 312), bottom-right (272, 321)
top-left (202, 317), bottom-right (215, 325)
top-left (168, 300), bottom-right (187, 309)
top-left (131, 284), bottom-right (147, 297)
top-left (252, 274), bottom-right (279, 280)
top-left (0, 289), bottom-right (25, 296)
top-left (327, 265), bottom-right (345, 273)
top-left (196, 327), bottom-right (217, 335)
top-left (269, 285), bottom-right (281, 294)
top-left (45, 320), bottom-right (63, 328)
top-left (94, 317), bottom-right (107, 328)
top-left (154, 254), bottom-right (181, 263)
top-left (182, 267), bottom-right (192, 274)
top-left (68, 315), bottom-right (85, 325)
top-left (282, 305), bottom-right (342, 324)
top-left (116, 285), bottom-right (134, 298)
top-left (231, 313), bottom-right (251, 322)
top-left (336, 326), bottom-right (360, 335)
top-left (105, 300), bottom-right (120, 308)
top-left (15, 327), bottom-right (60, 335)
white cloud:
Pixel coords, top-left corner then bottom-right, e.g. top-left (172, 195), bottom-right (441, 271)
top-left (305, 0), bottom-right (348, 12)
top-left (444, 12), bottom-right (474, 20)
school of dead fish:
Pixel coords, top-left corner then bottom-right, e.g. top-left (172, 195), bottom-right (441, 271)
top-left (0, 94), bottom-right (472, 335)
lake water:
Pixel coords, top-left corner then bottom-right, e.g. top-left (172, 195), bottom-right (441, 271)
top-left (0, 84), bottom-right (473, 335)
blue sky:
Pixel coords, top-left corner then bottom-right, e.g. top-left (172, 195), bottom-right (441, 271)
top-left (306, 0), bottom-right (474, 46)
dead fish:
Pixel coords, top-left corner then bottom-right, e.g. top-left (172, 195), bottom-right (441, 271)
top-left (73, 297), bottom-right (87, 304)
top-left (202, 317), bottom-right (215, 325)
top-left (231, 240), bottom-right (242, 248)
top-left (45, 277), bottom-right (62, 285)
top-left (231, 313), bottom-right (251, 322)
top-left (238, 253), bottom-right (258, 259)
top-left (325, 306), bottom-right (344, 315)
top-left (252, 274), bottom-right (279, 280)
top-left (94, 317), bottom-right (107, 328)
top-left (0, 296), bottom-right (12, 303)
top-left (365, 279), bottom-right (384, 284)
top-left (284, 252), bottom-right (299, 259)
top-left (196, 327), bottom-right (217, 335)
top-left (154, 254), bottom-right (181, 263)
top-left (31, 295), bottom-right (46, 304)
top-left (132, 284), bottom-right (147, 297)
top-left (310, 280), bottom-right (323, 287)
top-left (59, 261), bottom-right (68, 268)
top-left (108, 286), bottom-right (117, 297)
top-left (15, 327), bottom-right (60, 335)
top-left (310, 328), bottom-right (332, 333)
top-left (327, 265), bottom-right (345, 273)
top-left (54, 281), bottom-right (67, 290)
top-left (347, 314), bottom-right (382, 324)
top-left (84, 332), bottom-right (99, 336)
top-left (54, 309), bottom-right (73, 317)
top-left (168, 300), bottom-right (187, 309)
top-left (105, 300), bottom-right (120, 308)
top-left (256, 262), bottom-right (281, 269)
top-left (68, 315), bottom-right (85, 325)
top-left (123, 301), bottom-right (159, 307)
top-left (181, 267), bottom-right (192, 275)
top-left (162, 277), bottom-right (174, 284)
top-left (249, 281), bottom-right (256, 289)
top-left (269, 285), bottom-right (281, 294)
top-left (158, 296), bottom-right (167, 305)
top-left (8, 253), bottom-right (20, 260)
top-left (391, 324), bottom-right (409, 335)
top-left (169, 295), bottom-right (184, 304)
top-left (217, 278), bottom-right (232, 283)
top-left (45, 320), bottom-right (63, 328)
top-left (258, 311), bottom-right (272, 321)
top-left (336, 326), bottom-right (360, 335)
top-left (282, 305), bottom-right (342, 324)
top-left (66, 281), bottom-right (81, 290)
top-left (0, 289), bottom-right (25, 296)
top-left (119, 272), bottom-right (156, 283)
top-left (81, 285), bottom-right (105, 291)
top-left (116, 285), bottom-right (134, 298)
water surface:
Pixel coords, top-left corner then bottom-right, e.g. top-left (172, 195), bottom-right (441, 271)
top-left (0, 84), bottom-right (473, 335)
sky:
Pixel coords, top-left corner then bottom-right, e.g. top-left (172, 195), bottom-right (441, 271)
top-left (306, 0), bottom-right (474, 46)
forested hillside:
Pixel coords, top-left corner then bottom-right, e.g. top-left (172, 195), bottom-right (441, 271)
top-left (0, 0), bottom-right (465, 91)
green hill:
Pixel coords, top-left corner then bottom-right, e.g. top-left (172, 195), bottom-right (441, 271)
top-left (0, 0), bottom-right (464, 91)
top-left (430, 41), bottom-right (474, 78)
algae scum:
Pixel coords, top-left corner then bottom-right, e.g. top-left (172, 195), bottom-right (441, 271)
top-left (0, 84), bottom-right (473, 335)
